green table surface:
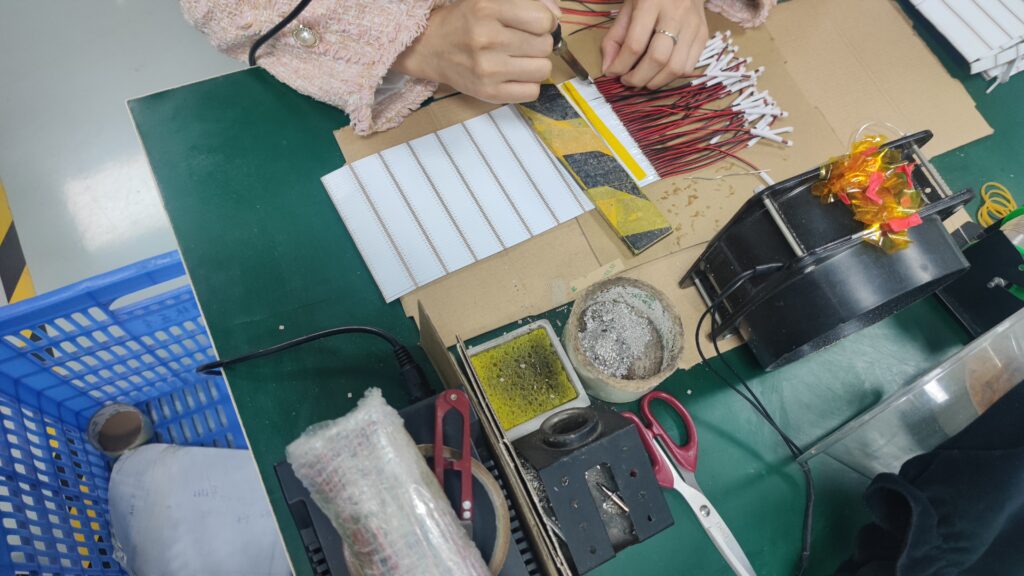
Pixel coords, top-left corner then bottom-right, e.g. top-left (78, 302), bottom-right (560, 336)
top-left (130, 5), bottom-right (1021, 575)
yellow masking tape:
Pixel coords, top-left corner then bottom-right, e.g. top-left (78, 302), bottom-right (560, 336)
top-left (561, 81), bottom-right (648, 183)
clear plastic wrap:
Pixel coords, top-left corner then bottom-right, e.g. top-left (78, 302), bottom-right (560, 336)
top-left (799, 308), bottom-right (1024, 477)
top-left (286, 388), bottom-right (490, 576)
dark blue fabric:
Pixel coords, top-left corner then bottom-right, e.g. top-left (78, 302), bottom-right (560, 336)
top-left (837, 381), bottom-right (1024, 576)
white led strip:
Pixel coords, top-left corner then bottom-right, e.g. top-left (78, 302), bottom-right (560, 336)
top-left (323, 106), bottom-right (593, 302)
top-left (558, 78), bottom-right (661, 187)
top-left (911, 0), bottom-right (1024, 91)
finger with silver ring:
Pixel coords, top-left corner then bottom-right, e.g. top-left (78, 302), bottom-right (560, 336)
top-left (647, 14), bottom-right (707, 89)
top-left (656, 28), bottom-right (679, 46)
top-left (621, 22), bottom-right (678, 87)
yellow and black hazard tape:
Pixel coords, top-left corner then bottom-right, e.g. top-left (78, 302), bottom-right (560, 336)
top-left (517, 84), bottom-right (672, 255)
top-left (0, 179), bottom-right (34, 304)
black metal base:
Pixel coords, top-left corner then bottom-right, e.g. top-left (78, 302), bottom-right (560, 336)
top-left (513, 406), bottom-right (673, 574)
top-left (938, 224), bottom-right (1024, 337)
top-left (682, 131), bottom-right (972, 370)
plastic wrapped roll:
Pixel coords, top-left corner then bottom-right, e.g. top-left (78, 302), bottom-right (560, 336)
top-left (286, 388), bottom-right (489, 576)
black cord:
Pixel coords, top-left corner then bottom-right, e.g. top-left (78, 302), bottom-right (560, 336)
top-left (429, 91), bottom-right (464, 103)
top-left (196, 325), bottom-right (432, 402)
top-left (708, 317), bottom-right (815, 576)
top-left (248, 0), bottom-right (314, 66)
top-left (693, 264), bottom-right (814, 576)
top-left (568, 16), bottom-right (616, 37)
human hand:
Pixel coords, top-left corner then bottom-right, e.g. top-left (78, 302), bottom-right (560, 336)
top-left (394, 0), bottom-right (561, 103)
top-left (601, 0), bottom-right (709, 89)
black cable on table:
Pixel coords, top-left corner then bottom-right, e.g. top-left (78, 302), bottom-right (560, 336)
top-left (196, 325), bottom-right (432, 402)
top-left (693, 264), bottom-right (815, 576)
top-left (248, 0), bottom-right (314, 66)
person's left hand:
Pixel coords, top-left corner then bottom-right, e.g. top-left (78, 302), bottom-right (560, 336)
top-left (601, 0), bottom-right (709, 89)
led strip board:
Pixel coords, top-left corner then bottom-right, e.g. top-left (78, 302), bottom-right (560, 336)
top-left (911, 0), bottom-right (1024, 90)
top-left (323, 106), bottom-right (593, 302)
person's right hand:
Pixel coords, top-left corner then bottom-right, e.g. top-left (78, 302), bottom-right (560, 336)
top-left (394, 0), bottom-right (560, 103)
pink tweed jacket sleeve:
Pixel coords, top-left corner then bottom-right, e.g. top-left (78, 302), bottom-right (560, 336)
top-left (181, 0), bottom-right (775, 135)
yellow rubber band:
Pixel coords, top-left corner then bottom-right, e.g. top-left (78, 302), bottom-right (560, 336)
top-left (978, 181), bottom-right (1017, 227)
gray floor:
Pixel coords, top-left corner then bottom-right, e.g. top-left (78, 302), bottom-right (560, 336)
top-left (0, 1), bottom-right (243, 294)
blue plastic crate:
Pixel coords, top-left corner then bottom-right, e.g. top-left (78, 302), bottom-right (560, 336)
top-left (0, 251), bottom-right (246, 575)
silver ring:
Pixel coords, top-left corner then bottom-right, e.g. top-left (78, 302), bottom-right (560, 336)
top-left (657, 29), bottom-right (679, 46)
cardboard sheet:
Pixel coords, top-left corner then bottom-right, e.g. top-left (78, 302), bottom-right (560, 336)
top-left (764, 0), bottom-right (993, 155)
top-left (334, 0), bottom-right (991, 352)
top-left (398, 220), bottom-right (602, 348)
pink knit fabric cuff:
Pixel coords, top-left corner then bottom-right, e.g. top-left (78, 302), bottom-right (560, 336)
top-left (705, 0), bottom-right (776, 28)
top-left (250, 0), bottom-right (444, 135)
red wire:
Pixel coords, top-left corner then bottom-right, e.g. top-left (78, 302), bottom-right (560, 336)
top-left (561, 18), bottom-right (612, 28)
top-left (561, 8), bottom-right (614, 17)
top-left (594, 67), bottom-right (767, 177)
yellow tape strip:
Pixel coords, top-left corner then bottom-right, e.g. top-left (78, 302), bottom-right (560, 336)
top-left (10, 269), bottom-right (34, 304)
top-left (561, 82), bottom-right (647, 183)
top-left (0, 181), bottom-right (13, 244)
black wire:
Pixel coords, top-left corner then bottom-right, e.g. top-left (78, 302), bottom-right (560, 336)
top-left (248, 0), bottom-right (314, 66)
top-left (707, 308), bottom-right (801, 452)
top-left (707, 313), bottom-right (815, 576)
top-left (695, 309), bottom-right (794, 448)
top-left (195, 325), bottom-right (433, 402)
top-left (693, 265), bottom-right (814, 576)
top-left (196, 326), bottom-right (401, 375)
top-left (429, 91), bottom-right (463, 103)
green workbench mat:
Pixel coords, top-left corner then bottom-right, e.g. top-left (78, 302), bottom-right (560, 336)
top-left (129, 3), bottom-right (1020, 571)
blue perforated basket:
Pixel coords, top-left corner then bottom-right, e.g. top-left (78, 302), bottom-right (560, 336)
top-left (0, 251), bottom-right (246, 575)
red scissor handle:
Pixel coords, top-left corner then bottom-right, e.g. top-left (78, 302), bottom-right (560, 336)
top-left (435, 390), bottom-right (473, 521)
top-left (622, 411), bottom-right (673, 489)
top-left (640, 390), bottom-right (699, 474)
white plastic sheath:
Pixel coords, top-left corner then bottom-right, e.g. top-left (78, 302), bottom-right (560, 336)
top-left (723, 78), bottom-right (752, 92)
top-left (286, 388), bottom-right (490, 576)
top-left (694, 39), bottom-right (794, 148)
top-left (735, 87), bottom-right (756, 105)
top-left (751, 129), bottom-right (793, 146)
top-left (701, 31), bottom-right (727, 57)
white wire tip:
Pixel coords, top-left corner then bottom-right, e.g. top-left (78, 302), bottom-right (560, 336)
top-left (751, 128), bottom-right (794, 146)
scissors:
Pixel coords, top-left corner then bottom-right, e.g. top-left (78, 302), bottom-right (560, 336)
top-left (623, 391), bottom-right (757, 576)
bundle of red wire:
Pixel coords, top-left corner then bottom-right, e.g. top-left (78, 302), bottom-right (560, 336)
top-left (560, 0), bottom-right (619, 29)
top-left (589, 33), bottom-right (792, 178)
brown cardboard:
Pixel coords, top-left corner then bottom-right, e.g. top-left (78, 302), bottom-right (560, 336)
top-left (333, 0), bottom-right (990, 353)
top-left (763, 0), bottom-right (992, 155)
top-left (400, 220), bottom-right (601, 347)
top-left (417, 300), bottom-right (465, 392)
